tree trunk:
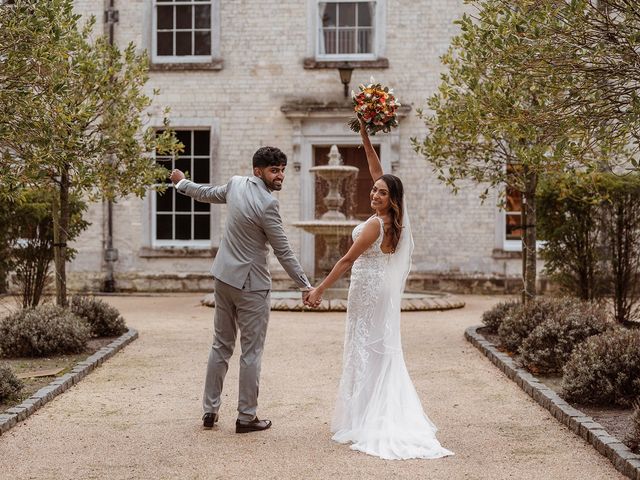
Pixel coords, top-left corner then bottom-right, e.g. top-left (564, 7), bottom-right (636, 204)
top-left (521, 170), bottom-right (538, 304)
top-left (52, 167), bottom-right (70, 307)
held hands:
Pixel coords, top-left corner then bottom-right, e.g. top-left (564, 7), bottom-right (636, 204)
top-left (169, 169), bottom-right (185, 185)
top-left (304, 287), bottom-right (323, 308)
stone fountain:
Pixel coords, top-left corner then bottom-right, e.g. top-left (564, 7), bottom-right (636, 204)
top-left (293, 145), bottom-right (360, 282)
top-left (204, 146), bottom-right (466, 311)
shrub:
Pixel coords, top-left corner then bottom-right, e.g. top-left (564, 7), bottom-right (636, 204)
top-left (0, 304), bottom-right (89, 357)
top-left (0, 364), bottom-right (23, 402)
top-left (70, 295), bottom-right (127, 337)
top-left (520, 301), bottom-right (613, 374)
top-left (562, 329), bottom-right (640, 407)
top-left (498, 297), bottom-right (571, 353)
top-left (481, 299), bottom-right (521, 333)
top-left (630, 400), bottom-right (640, 452)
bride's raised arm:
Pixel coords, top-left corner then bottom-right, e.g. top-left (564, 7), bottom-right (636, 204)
top-left (359, 117), bottom-right (384, 181)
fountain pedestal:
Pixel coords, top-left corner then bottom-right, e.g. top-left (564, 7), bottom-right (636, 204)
top-left (294, 145), bottom-right (360, 283)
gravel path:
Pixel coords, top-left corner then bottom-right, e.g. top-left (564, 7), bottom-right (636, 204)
top-left (0, 294), bottom-right (625, 479)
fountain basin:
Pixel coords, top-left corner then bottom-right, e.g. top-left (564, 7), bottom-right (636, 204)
top-left (202, 289), bottom-right (465, 312)
top-left (293, 220), bottom-right (361, 236)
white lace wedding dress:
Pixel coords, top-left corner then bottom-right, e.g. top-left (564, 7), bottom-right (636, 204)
top-left (331, 213), bottom-right (453, 460)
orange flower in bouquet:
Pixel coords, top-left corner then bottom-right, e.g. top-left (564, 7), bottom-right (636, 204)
top-left (348, 79), bottom-right (400, 135)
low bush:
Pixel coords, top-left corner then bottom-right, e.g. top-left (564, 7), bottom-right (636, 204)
top-left (70, 296), bottom-right (127, 337)
top-left (562, 329), bottom-right (640, 407)
top-left (0, 304), bottom-right (89, 357)
top-left (630, 400), bottom-right (640, 452)
top-left (520, 301), bottom-right (612, 374)
top-left (498, 297), bottom-right (572, 353)
top-left (0, 364), bottom-right (23, 402)
top-left (481, 299), bottom-right (521, 333)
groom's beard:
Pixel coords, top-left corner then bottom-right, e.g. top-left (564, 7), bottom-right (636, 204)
top-left (261, 177), bottom-right (283, 191)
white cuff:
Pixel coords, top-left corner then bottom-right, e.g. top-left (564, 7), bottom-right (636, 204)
top-left (175, 179), bottom-right (187, 190)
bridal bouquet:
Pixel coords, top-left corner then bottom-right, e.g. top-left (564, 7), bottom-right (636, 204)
top-left (348, 79), bottom-right (400, 135)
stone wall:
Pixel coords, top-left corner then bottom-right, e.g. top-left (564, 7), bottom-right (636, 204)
top-left (65, 0), bottom-right (529, 293)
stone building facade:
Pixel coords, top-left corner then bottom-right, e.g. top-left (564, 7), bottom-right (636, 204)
top-left (67, 0), bottom-right (532, 294)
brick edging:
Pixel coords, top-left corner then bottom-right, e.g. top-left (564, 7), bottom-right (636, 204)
top-left (465, 325), bottom-right (640, 480)
top-left (0, 328), bottom-right (138, 437)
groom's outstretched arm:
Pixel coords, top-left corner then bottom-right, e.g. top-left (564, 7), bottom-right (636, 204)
top-left (170, 169), bottom-right (228, 203)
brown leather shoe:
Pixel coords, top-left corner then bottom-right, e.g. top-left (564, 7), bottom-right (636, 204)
top-left (202, 412), bottom-right (219, 429)
top-left (235, 416), bottom-right (272, 434)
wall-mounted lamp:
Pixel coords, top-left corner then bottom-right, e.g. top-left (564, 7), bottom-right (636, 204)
top-left (338, 64), bottom-right (353, 98)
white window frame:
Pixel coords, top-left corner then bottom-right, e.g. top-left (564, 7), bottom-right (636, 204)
top-left (151, 0), bottom-right (221, 64)
top-left (310, 0), bottom-right (386, 61)
top-left (151, 128), bottom-right (212, 248)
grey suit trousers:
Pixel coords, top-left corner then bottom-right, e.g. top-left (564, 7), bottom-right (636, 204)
top-left (203, 278), bottom-right (271, 421)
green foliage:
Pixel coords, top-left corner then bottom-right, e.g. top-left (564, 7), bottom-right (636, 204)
top-left (0, 0), bottom-right (181, 306)
top-left (70, 296), bottom-right (127, 337)
top-left (520, 300), bottom-right (612, 374)
top-left (0, 364), bottom-right (24, 403)
top-left (537, 174), bottom-right (608, 300)
top-left (538, 172), bottom-right (640, 323)
top-left (0, 304), bottom-right (89, 358)
top-left (481, 299), bottom-right (520, 333)
top-left (1, 188), bottom-right (89, 308)
top-left (562, 329), bottom-right (640, 407)
top-left (497, 297), bottom-right (571, 353)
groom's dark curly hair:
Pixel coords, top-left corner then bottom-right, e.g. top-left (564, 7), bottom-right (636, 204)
top-left (252, 146), bottom-right (288, 168)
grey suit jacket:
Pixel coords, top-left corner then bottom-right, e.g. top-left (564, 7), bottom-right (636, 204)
top-left (177, 175), bottom-right (310, 292)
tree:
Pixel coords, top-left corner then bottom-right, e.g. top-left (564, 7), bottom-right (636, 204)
top-left (413, 0), bottom-right (603, 302)
top-left (1, 188), bottom-right (89, 308)
top-left (0, 0), bottom-right (180, 306)
top-left (529, 0), bottom-right (640, 165)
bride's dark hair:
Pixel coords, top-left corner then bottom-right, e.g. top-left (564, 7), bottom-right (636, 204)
top-left (378, 174), bottom-right (404, 251)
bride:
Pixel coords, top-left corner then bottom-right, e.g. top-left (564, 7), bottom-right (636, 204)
top-left (306, 118), bottom-right (453, 461)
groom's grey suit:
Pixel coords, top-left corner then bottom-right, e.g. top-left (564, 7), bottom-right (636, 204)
top-left (176, 175), bottom-right (311, 420)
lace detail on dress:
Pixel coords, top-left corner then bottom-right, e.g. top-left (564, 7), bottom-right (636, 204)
top-left (331, 216), bottom-right (453, 460)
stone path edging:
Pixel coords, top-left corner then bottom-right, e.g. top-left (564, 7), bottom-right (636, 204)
top-left (465, 325), bottom-right (640, 480)
top-left (0, 328), bottom-right (138, 437)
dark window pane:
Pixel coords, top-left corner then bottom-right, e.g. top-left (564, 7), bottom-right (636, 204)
top-left (176, 130), bottom-right (191, 154)
top-left (323, 29), bottom-right (336, 54)
top-left (338, 29), bottom-right (355, 54)
top-left (175, 157), bottom-right (189, 174)
top-left (193, 160), bottom-right (210, 183)
top-left (157, 32), bottom-right (173, 56)
top-left (175, 5), bottom-right (192, 29)
top-left (176, 32), bottom-right (192, 56)
top-left (322, 3), bottom-right (336, 27)
top-left (194, 31), bottom-right (211, 55)
top-left (175, 215), bottom-right (191, 239)
top-left (338, 3), bottom-right (356, 26)
top-left (175, 190), bottom-right (191, 212)
top-left (156, 215), bottom-right (172, 240)
top-left (157, 5), bottom-right (173, 29)
top-left (156, 190), bottom-right (173, 212)
top-left (194, 5), bottom-right (211, 28)
top-left (193, 130), bottom-right (210, 156)
top-left (358, 2), bottom-right (373, 26)
top-left (194, 199), bottom-right (210, 212)
top-left (194, 215), bottom-right (210, 239)
top-left (358, 29), bottom-right (372, 53)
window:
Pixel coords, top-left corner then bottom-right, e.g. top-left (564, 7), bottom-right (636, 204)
top-left (152, 0), bottom-right (218, 63)
top-left (315, 0), bottom-right (383, 60)
top-left (504, 183), bottom-right (523, 249)
top-left (153, 130), bottom-right (211, 245)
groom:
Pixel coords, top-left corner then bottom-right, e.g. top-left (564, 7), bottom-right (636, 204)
top-left (169, 146), bottom-right (312, 433)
